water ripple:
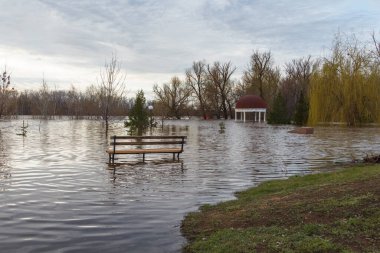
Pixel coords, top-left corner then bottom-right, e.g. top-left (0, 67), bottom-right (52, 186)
top-left (1, 119), bottom-right (380, 252)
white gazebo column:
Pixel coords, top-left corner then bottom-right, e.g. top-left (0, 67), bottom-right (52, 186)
top-left (243, 111), bottom-right (246, 122)
top-left (254, 111), bottom-right (257, 122)
top-left (235, 110), bottom-right (237, 121)
top-left (264, 111), bottom-right (266, 122)
top-left (258, 111), bottom-right (261, 122)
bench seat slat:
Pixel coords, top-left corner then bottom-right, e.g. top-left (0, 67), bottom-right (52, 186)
top-left (107, 148), bottom-right (182, 154)
top-left (110, 141), bottom-right (186, 145)
top-left (110, 135), bottom-right (187, 140)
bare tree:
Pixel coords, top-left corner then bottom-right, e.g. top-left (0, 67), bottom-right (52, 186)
top-left (67, 85), bottom-right (81, 118)
top-left (204, 76), bottom-right (221, 119)
top-left (153, 76), bottom-right (192, 119)
top-left (38, 78), bottom-right (50, 119)
top-left (84, 84), bottom-right (100, 117)
top-left (50, 86), bottom-right (58, 117)
top-left (185, 61), bottom-right (208, 119)
top-left (284, 56), bottom-right (313, 97)
top-left (372, 33), bottom-right (380, 58)
top-left (98, 54), bottom-right (126, 131)
top-left (242, 50), bottom-right (280, 104)
top-left (207, 61), bottom-right (236, 119)
top-left (17, 91), bottom-right (32, 115)
top-left (233, 80), bottom-right (248, 101)
top-left (0, 67), bottom-right (12, 118)
top-left (219, 62), bottom-right (236, 119)
top-left (280, 56), bottom-right (315, 120)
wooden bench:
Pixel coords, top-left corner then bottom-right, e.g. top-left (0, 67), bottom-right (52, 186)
top-left (106, 135), bottom-right (187, 164)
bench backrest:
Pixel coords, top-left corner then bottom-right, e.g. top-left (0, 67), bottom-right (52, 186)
top-left (110, 135), bottom-right (187, 152)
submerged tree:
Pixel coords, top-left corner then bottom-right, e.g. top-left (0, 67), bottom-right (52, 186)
top-left (242, 50), bottom-right (280, 105)
top-left (98, 54), bottom-right (126, 131)
top-left (280, 56), bottom-right (315, 122)
top-left (186, 61), bottom-right (208, 119)
top-left (38, 78), bottom-right (50, 119)
top-left (0, 67), bottom-right (12, 118)
top-left (153, 76), bottom-right (192, 119)
top-left (125, 90), bottom-right (149, 135)
top-left (206, 61), bottom-right (236, 119)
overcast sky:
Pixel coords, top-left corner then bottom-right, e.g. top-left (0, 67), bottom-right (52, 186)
top-left (1, 0), bottom-right (379, 97)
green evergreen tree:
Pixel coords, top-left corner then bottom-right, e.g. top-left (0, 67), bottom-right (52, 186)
top-left (293, 91), bottom-right (309, 126)
top-left (124, 90), bottom-right (149, 135)
top-left (268, 92), bottom-right (290, 124)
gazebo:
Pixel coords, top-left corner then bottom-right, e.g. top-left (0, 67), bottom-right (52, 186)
top-left (235, 94), bottom-right (267, 122)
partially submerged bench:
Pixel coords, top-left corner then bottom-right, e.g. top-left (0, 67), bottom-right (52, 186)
top-left (106, 135), bottom-right (187, 164)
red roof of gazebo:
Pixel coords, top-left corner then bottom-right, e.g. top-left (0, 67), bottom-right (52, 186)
top-left (235, 95), bottom-right (267, 109)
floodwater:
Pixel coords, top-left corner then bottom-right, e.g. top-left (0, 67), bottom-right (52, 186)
top-left (0, 118), bottom-right (379, 253)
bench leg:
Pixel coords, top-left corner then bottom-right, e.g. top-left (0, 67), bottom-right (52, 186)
top-left (109, 154), bottom-right (111, 164)
top-left (177, 153), bottom-right (180, 160)
top-left (143, 153), bottom-right (145, 162)
top-left (112, 154), bottom-right (115, 164)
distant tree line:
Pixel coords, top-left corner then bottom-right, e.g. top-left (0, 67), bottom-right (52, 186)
top-left (153, 32), bottom-right (380, 126)
top-left (12, 84), bottom-right (131, 119)
top-left (152, 51), bottom-right (307, 123)
top-left (2, 32), bottom-right (380, 127)
top-left (1, 55), bottom-right (129, 131)
top-left (153, 61), bottom-right (238, 120)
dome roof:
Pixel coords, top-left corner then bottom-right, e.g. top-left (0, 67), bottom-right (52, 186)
top-left (235, 95), bottom-right (267, 109)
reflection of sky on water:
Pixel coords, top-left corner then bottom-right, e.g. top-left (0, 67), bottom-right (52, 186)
top-left (0, 118), bottom-right (379, 252)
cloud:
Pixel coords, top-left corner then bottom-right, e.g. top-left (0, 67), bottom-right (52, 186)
top-left (0, 0), bottom-right (379, 93)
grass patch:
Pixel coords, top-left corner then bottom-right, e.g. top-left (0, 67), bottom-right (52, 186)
top-left (186, 226), bottom-right (344, 253)
top-left (181, 164), bottom-right (380, 252)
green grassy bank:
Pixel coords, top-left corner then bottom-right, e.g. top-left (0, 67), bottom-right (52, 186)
top-left (181, 165), bottom-right (380, 253)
